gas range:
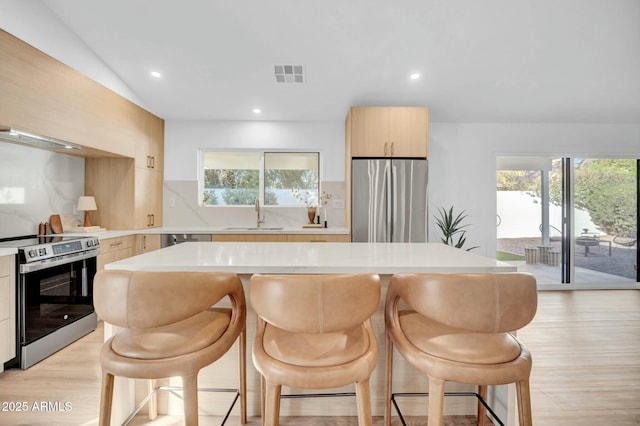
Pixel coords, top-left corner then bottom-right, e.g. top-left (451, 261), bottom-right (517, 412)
top-left (0, 235), bottom-right (100, 264)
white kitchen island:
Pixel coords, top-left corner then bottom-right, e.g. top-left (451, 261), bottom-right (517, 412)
top-left (104, 242), bottom-right (519, 424)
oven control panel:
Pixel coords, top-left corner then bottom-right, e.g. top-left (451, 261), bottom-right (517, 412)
top-left (21, 237), bottom-right (100, 263)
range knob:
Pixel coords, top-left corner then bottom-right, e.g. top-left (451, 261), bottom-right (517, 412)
top-left (28, 249), bottom-right (37, 258)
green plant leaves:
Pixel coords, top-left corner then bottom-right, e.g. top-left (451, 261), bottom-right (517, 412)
top-left (434, 206), bottom-right (478, 251)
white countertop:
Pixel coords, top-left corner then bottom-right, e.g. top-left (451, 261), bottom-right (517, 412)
top-left (105, 242), bottom-right (516, 274)
top-left (0, 247), bottom-right (17, 256)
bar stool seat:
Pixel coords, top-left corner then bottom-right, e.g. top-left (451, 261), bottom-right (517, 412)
top-left (250, 273), bottom-right (381, 426)
top-left (385, 272), bottom-right (537, 426)
top-left (94, 270), bottom-right (247, 426)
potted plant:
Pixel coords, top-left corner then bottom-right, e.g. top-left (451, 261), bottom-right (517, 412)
top-left (434, 206), bottom-right (478, 251)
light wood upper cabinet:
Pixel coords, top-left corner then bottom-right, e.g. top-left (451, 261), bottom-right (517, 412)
top-left (86, 157), bottom-right (163, 230)
top-left (0, 29), bottom-right (140, 158)
top-left (135, 110), bottom-right (164, 172)
top-left (347, 106), bottom-right (428, 158)
top-left (0, 255), bottom-right (16, 368)
top-left (0, 29), bottom-right (165, 230)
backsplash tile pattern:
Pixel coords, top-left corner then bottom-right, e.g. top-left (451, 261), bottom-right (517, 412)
top-left (0, 143), bottom-right (84, 239)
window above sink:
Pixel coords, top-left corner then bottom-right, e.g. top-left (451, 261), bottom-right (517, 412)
top-left (199, 150), bottom-right (320, 207)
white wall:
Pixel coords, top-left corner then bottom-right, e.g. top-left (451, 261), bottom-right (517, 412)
top-left (428, 123), bottom-right (640, 256)
top-left (163, 120), bottom-right (347, 228)
top-left (0, 0), bottom-right (146, 110)
top-left (165, 120), bottom-right (344, 181)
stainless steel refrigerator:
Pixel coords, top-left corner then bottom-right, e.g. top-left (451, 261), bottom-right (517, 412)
top-left (351, 159), bottom-right (428, 242)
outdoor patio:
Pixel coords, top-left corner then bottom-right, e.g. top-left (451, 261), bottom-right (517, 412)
top-left (498, 237), bottom-right (638, 283)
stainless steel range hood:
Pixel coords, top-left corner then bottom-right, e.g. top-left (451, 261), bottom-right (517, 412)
top-left (0, 128), bottom-right (81, 150)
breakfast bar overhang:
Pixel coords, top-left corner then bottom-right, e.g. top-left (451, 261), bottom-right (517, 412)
top-left (104, 242), bottom-right (519, 424)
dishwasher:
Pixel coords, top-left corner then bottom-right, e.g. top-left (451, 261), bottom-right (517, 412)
top-left (161, 233), bottom-right (212, 247)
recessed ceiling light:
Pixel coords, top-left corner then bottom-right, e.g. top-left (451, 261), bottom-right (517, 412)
top-left (410, 73), bottom-right (421, 80)
top-left (150, 71), bottom-right (162, 78)
top-left (253, 108), bottom-right (261, 114)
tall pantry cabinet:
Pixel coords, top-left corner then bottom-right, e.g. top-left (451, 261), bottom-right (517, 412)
top-left (85, 111), bottom-right (164, 230)
top-left (344, 106), bottom-right (429, 230)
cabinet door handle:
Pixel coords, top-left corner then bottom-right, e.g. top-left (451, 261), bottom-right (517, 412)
top-left (151, 156), bottom-right (155, 169)
top-left (143, 235), bottom-right (147, 250)
top-left (391, 141), bottom-right (394, 156)
top-left (384, 142), bottom-right (388, 156)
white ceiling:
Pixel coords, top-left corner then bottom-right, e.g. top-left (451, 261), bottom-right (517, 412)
top-left (39, 0), bottom-right (640, 123)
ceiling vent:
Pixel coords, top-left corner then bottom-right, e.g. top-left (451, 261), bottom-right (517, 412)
top-left (274, 65), bottom-right (305, 84)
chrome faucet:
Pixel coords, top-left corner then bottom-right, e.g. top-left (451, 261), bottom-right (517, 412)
top-left (255, 198), bottom-right (264, 228)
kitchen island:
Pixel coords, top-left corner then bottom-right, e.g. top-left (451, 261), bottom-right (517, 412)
top-left (104, 242), bottom-right (519, 424)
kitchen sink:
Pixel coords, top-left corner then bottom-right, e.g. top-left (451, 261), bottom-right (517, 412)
top-left (223, 227), bottom-right (284, 231)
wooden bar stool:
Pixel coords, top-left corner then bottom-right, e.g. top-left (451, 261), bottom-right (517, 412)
top-left (93, 270), bottom-right (247, 426)
top-left (250, 273), bottom-right (380, 426)
top-left (384, 272), bottom-right (537, 426)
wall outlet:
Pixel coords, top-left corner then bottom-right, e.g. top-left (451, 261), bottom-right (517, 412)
top-left (332, 199), bottom-right (345, 209)
top-left (169, 198), bottom-right (176, 208)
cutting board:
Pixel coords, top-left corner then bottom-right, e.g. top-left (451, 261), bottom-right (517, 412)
top-left (49, 215), bottom-right (63, 234)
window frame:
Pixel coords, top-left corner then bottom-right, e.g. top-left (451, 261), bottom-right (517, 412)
top-left (198, 148), bottom-right (321, 207)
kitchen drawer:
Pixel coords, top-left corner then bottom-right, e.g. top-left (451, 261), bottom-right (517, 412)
top-left (286, 234), bottom-right (351, 242)
top-left (213, 234), bottom-right (287, 242)
top-left (0, 255), bottom-right (16, 365)
top-left (97, 235), bottom-right (136, 271)
top-left (0, 255), bottom-right (14, 320)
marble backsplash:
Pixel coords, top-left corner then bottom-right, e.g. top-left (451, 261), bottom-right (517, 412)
top-left (0, 142), bottom-right (85, 239)
top-left (163, 180), bottom-right (347, 229)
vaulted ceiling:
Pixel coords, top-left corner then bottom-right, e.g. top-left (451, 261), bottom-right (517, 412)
top-left (26, 0), bottom-right (640, 123)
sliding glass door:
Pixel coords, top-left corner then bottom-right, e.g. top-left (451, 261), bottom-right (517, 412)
top-left (497, 157), bottom-right (639, 285)
top-left (570, 158), bottom-right (638, 283)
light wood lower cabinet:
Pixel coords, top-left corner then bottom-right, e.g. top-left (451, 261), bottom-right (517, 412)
top-left (0, 255), bottom-right (16, 369)
top-left (212, 234), bottom-right (287, 242)
top-left (135, 234), bottom-right (162, 255)
top-left (97, 235), bottom-right (135, 271)
top-left (212, 233), bottom-right (350, 242)
top-left (286, 234), bottom-right (351, 242)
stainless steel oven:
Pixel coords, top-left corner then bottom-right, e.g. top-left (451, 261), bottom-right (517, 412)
top-left (2, 236), bottom-right (100, 369)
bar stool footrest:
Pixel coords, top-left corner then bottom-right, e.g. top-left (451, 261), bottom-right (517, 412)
top-left (121, 385), bottom-right (241, 426)
top-left (391, 391), bottom-right (504, 426)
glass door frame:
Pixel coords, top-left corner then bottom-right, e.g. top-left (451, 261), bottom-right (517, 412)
top-left (497, 156), bottom-right (640, 285)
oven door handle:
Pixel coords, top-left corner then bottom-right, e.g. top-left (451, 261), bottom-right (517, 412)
top-left (19, 250), bottom-right (100, 274)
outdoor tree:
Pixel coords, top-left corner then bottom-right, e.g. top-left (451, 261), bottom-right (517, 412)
top-left (499, 159), bottom-right (637, 236)
top-left (572, 159), bottom-right (636, 235)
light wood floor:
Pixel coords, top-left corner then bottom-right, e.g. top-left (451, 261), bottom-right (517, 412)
top-left (0, 290), bottom-right (638, 425)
